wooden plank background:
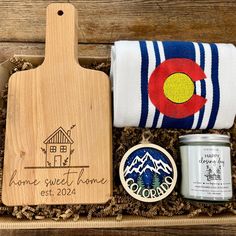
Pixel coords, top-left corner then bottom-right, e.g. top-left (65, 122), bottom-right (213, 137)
top-left (0, 0), bottom-right (236, 235)
top-left (1, 225), bottom-right (236, 236)
top-left (0, 42), bottom-right (111, 62)
top-left (0, 0), bottom-right (236, 44)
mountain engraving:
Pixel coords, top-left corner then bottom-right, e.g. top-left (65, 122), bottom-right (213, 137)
top-left (124, 152), bottom-right (172, 177)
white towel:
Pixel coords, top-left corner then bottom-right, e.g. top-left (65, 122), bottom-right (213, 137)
top-left (111, 40), bottom-right (236, 129)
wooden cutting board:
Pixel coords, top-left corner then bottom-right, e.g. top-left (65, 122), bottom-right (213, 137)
top-left (2, 3), bottom-right (112, 206)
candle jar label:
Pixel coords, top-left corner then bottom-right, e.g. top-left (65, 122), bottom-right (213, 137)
top-left (182, 145), bottom-right (232, 200)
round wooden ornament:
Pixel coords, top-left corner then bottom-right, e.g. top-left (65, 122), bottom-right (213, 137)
top-left (119, 144), bottom-right (177, 202)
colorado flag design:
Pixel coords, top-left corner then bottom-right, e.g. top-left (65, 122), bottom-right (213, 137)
top-left (111, 41), bottom-right (236, 129)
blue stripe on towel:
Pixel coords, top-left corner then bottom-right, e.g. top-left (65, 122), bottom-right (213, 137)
top-left (207, 44), bottom-right (220, 129)
top-left (139, 41), bottom-right (149, 127)
top-left (196, 43), bottom-right (206, 129)
top-left (152, 41), bottom-right (161, 128)
top-left (161, 41), bottom-right (196, 129)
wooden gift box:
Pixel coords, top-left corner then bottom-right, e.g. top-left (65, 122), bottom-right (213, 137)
top-left (0, 55), bottom-right (236, 232)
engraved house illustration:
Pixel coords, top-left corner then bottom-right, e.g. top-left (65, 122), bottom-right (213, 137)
top-left (43, 127), bottom-right (74, 167)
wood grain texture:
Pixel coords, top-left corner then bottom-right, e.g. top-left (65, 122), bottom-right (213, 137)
top-left (1, 225), bottom-right (236, 236)
top-left (0, 42), bottom-right (111, 63)
top-left (0, 0), bottom-right (236, 44)
top-left (2, 3), bottom-right (112, 205)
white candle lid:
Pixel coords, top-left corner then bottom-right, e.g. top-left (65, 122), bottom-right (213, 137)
top-left (179, 134), bottom-right (230, 144)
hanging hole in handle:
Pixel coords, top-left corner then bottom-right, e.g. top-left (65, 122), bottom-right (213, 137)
top-left (57, 10), bottom-right (64, 16)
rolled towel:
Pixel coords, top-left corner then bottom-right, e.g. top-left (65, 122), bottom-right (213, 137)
top-left (111, 41), bottom-right (236, 129)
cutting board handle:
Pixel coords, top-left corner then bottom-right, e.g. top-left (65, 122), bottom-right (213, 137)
top-left (44, 3), bottom-right (80, 66)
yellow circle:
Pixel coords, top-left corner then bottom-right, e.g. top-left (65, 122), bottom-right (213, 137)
top-left (164, 73), bottom-right (194, 104)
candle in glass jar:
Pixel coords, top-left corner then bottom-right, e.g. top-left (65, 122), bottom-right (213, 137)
top-left (179, 134), bottom-right (232, 202)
